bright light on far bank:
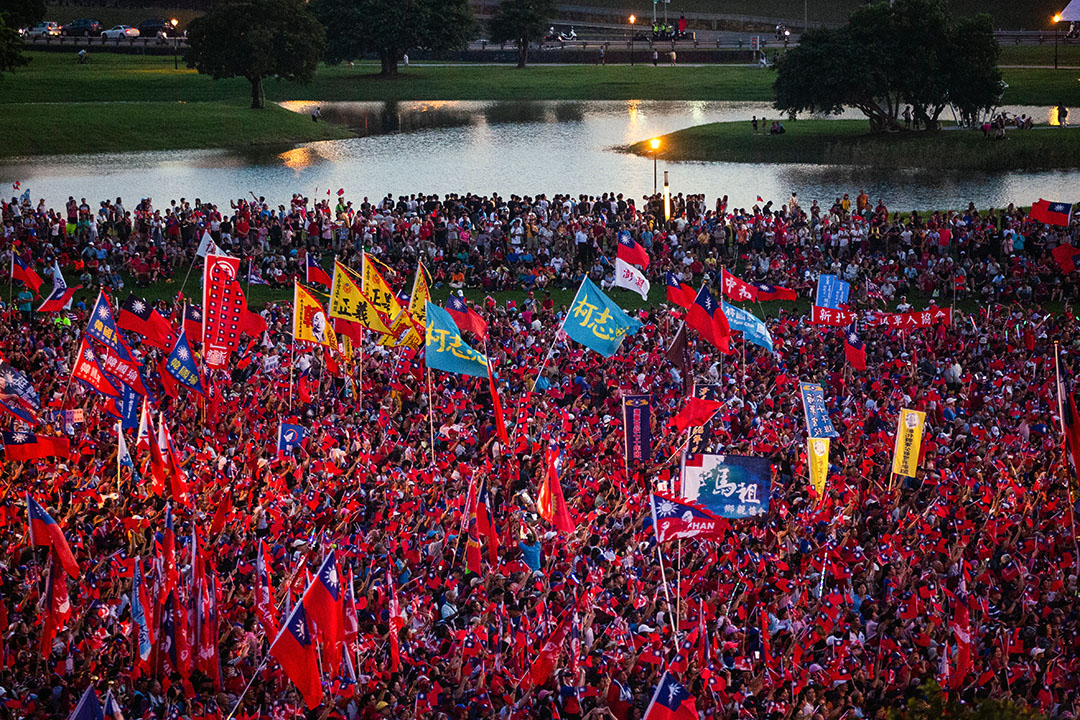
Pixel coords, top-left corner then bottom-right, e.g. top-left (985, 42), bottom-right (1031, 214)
top-left (650, 138), bottom-right (660, 150)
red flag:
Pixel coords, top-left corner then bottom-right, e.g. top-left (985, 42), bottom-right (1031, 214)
top-left (209, 492), bottom-right (232, 535)
top-left (27, 494), bottom-right (80, 577)
top-left (476, 478), bottom-right (499, 565)
top-left (303, 550), bottom-right (344, 676)
top-left (387, 565), bottom-right (403, 673)
top-left (950, 600), bottom-right (972, 689)
top-left (255, 541), bottom-right (277, 637)
top-left (1031, 199), bottom-right (1073, 227)
top-left (306, 255), bottom-right (332, 287)
top-left (720, 269), bottom-right (758, 303)
top-left (269, 603), bottom-right (324, 709)
top-left (487, 364), bottom-right (509, 446)
top-left (202, 254), bottom-right (247, 369)
top-left (617, 236), bottom-right (651, 269)
top-left (11, 256), bottom-right (42, 295)
top-left (5, 433), bottom-right (70, 464)
top-left (685, 286), bottom-right (731, 354)
top-left (446, 296), bottom-right (488, 340)
top-left (538, 446), bottom-right (576, 533)
top-left (71, 339), bottom-right (120, 397)
top-left (671, 397), bottom-right (723, 433)
top-left (118, 295), bottom-right (174, 349)
top-left (1052, 244), bottom-right (1080, 274)
top-left (843, 322), bottom-right (866, 371)
top-left (643, 671), bottom-right (699, 720)
top-left (665, 272), bottom-right (695, 310)
top-left (520, 610), bottom-right (574, 690)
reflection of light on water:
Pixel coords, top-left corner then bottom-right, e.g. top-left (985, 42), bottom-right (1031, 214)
top-left (1048, 106), bottom-right (1070, 126)
top-left (279, 146), bottom-right (317, 173)
top-left (689, 101), bottom-right (706, 121)
top-left (625, 100), bottom-right (642, 135)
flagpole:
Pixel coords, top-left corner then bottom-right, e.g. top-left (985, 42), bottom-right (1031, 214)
top-left (426, 362), bottom-right (436, 469)
top-left (289, 281), bottom-right (297, 413)
top-left (532, 279), bottom-right (585, 387)
top-left (676, 538), bottom-right (682, 635)
top-left (1055, 342), bottom-right (1080, 585)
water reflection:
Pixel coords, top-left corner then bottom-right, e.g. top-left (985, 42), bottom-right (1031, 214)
top-left (1, 100), bottom-right (1076, 211)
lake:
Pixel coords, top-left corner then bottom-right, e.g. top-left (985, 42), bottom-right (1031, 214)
top-left (1, 100), bottom-right (1076, 211)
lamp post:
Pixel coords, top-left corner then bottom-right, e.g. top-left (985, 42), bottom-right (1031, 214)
top-left (629, 14), bottom-right (636, 65)
top-left (1053, 14), bottom-right (1061, 70)
top-left (171, 18), bottom-right (179, 69)
top-left (649, 137), bottom-right (660, 194)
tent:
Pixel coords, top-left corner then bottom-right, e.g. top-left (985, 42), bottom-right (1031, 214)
top-left (1058, 0), bottom-right (1080, 22)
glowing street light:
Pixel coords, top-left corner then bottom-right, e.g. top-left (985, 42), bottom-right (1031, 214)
top-left (170, 18), bottom-right (180, 69)
top-left (1053, 14), bottom-right (1062, 69)
top-left (629, 14), bottom-right (637, 65)
top-left (649, 137), bottom-right (661, 193)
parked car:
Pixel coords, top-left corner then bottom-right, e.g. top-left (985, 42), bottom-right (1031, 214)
top-left (62, 18), bottom-right (101, 36)
top-left (101, 25), bottom-right (140, 40)
top-left (136, 18), bottom-right (181, 39)
top-left (25, 21), bottom-right (62, 38)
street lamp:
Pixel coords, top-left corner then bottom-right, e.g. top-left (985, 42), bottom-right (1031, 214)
top-left (649, 137), bottom-right (660, 194)
top-left (1053, 14), bottom-right (1061, 69)
top-left (171, 18), bottom-right (179, 69)
top-left (629, 14), bottom-right (636, 65)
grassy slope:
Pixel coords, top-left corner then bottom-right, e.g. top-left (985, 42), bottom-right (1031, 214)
top-left (627, 119), bottom-right (1080, 170)
top-left (0, 102), bottom-right (351, 156)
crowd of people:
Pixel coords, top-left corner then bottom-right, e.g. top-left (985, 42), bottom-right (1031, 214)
top-left (1, 185), bottom-right (1080, 720)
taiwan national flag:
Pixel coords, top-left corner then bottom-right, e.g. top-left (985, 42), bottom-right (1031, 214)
top-left (306, 254), bottom-right (332, 287)
top-left (446, 295), bottom-right (488, 340)
top-left (271, 600), bottom-right (324, 709)
top-left (1052, 244), bottom-right (1080, 274)
top-left (643, 671), bottom-right (699, 720)
top-left (1031, 199), bottom-right (1073, 227)
top-left (685, 285), bottom-right (732, 354)
top-left (7, 432), bottom-right (71, 463)
top-left (754, 283), bottom-right (797, 302)
top-left (617, 235), bottom-right (651, 269)
top-left (11, 256), bottom-right (42, 295)
top-left (67, 686), bottom-right (104, 720)
top-left (118, 294), bottom-right (174, 349)
top-left (844, 321), bottom-right (866, 371)
top-left (72, 338), bottom-right (120, 398)
top-left (303, 550), bottom-right (344, 675)
top-left (27, 493), bottom-right (80, 577)
top-left (183, 304), bottom-right (204, 340)
top-left (665, 272), bottom-right (695, 310)
top-left (37, 263), bottom-right (80, 313)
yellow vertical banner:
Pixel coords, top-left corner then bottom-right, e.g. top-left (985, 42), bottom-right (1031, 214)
top-left (808, 437), bottom-right (830, 501)
top-left (891, 408), bottom-right (926, 477)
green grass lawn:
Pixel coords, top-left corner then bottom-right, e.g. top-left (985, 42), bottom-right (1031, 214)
top-left (627, 118), bottom-right (1080, 170)
top-left (999, 43), bottom-right (1080, 66)
top-left (0, 101), bottom-right (351, 157)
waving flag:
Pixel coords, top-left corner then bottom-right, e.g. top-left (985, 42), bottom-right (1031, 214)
top-left (270, 601), bottom-right (324, 709)
top-left (255, 541), bottom-right (277, 636)
top-left (102, 690), bottom-right (124, 720)
top-left (562, 277), bottom-right (642, 358)
top-left (1031, 199), bottom-right (1073, 226)
top-left (799, 382), bottom-right (839, 438)
top-left (1052, 244), bottom-right (1080, 274)
top-left (672, 396), bottom-right (724, 433)
top-left (519, 609), bottom-right (574, 691)
top-left (195, 231), bottom-right (222, 258)
top-left (425, 301), bottom-right (489, 378)
top-left (203, 253), bottom-right (247, 368)
top-left (681, 453), bottom-right (771, 520)
top-left (721, 301), bottom-right (773, 352)
top-left (71, 338), bottom-right (120, 397)
top-left (643, 671), bottom-right (699, 720)
top-left (117, 421), bottom-right (139, 482)
top-left (665, 272), bottom-right (695, 310)
top-left (27, 494), bottom-right (80, 577)
top-left (118, 295), bottom-right (173, 349)
top-left (844, 321), bottom-right (866, 371)
top-left (5, 431), bottom-right (70, 462)
top-left (38, 262), bottom-right (80, 313)
top-left (294, 283), bottom-right (337, 348)
top-left (720, 269), bottom-right (757, 302)
top-left (131, 559), bottom-right (153, 667)
top-left (1055, 347), bottom-right (1080, 481)
top-left (616, 235), bottom-right (650, 269)
top-left (614, 258), bottom-right (651, 301)
top-left (277, 422), bottom-right (307, 457)
top-left (86, 292), bottom-right (125, 353)
top-left (362, 254), bottom-right (404, 320)
top-left (446, 295), bottom-right (488, 340)
top-left (476, 477), bottom-right (499, 564)
top-left (538, 445), bottom-right (576, 533)
top-left (11, 256), bottom-right (42, 295)
top-left (165, 327), bottom-right (204, 395)
top-left (306, 254), bottom-right (332, 287)
top-left (329, 260), bottom-right (391, 334)
top-left (0, 362), bottom-right (40, 425)
top-left (650, 493), bottom-right (726, 543)
top-left (755, 282), bottom-right (796, 301)
top-left (100, 343), bottom-right (149, 398)
top-left (67, 686), bottom-right (103, 720)
top-left (686, 285), bottom-right (731, 353)
top-left (183, 304), bottom-right (203, 340)
top-left (304, 550), bottom-right (344, 675)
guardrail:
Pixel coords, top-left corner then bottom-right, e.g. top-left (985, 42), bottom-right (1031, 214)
top-left (24, 34), bottom-right (187, 49)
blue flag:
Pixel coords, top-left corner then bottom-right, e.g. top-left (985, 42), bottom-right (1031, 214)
top-left (425, 301), bottom-right (489, 378)
top-left (815, 274), bottom-right (850, 310)
top-left (68, 686), bottom-right (104, 720)
top-left (86, 291), bottom-right (124, 354)
top-left (277, 422), bottom-right (307, 456)
top-left (721, 301), bottom-right (773, 352)
top-left (681, 453), bottom-right (772, 520)
top-left (799, 381), bottom-right (839, 438)
top-left (132, 560), bottom-right (152, 665)
top-left (117, 421), bottom-right (140, 481)
top-left (165, 328), bottom-right (204, 395)
top-left (562, 277), bottom-right (642, 358)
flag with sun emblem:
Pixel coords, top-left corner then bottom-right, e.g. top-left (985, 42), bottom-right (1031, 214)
top-left (71, 338), bottom-right (120, 398)
top-left (165, 326), bottom-right (204, 395)
top-left (649, 492), bottom-right (726, 543)
top-left (643, 671), bottom-right (699, 720)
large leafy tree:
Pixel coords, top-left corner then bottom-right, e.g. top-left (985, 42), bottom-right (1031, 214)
top-left (310, 0), bottom-right (473, 76)
top-left (488, 0), bottom-right (555, 68)
top-left (0, 0), bottom-right (45, 74)
top-left (774, 0), bottom-right (1001, 132)
top-left (186, 0), bottom-right (325, 109)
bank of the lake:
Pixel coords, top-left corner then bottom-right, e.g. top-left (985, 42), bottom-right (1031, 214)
top-left (625, 119), bottom-right (1080, 171)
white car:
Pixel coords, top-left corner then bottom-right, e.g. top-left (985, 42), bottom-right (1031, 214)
top-left (26, 22), bottom-right (62, 38)
top-left (101, 25), bottom-right (140, 39)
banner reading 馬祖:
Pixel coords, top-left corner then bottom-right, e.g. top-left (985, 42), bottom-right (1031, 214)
top-left (680, 453), bottom-right (771, 519)
top-left (891, 408), bottom-right (926, 477)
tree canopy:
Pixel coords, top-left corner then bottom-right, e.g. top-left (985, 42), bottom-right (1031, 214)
top-left (488, 0), bottom-right (556, 68)
top-left (0, 0), bottom-right (45, 74)
top-left (773, 0), bottom-right (1002, 132)
top-left (310, 0), bottom-right (473, 76)
top-left (185, 0), bottom-right (325, 109)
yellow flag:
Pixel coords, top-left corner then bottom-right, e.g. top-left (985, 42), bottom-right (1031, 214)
top-left (329, 261), bottom-right (391, 334)
top-left (338, 332), bottom-right (353, 362)
top-left (808, 437), bottom-right (830, 502)
top-left (362, 254), bottom-right (403, 320)
top-left (891, 408), bottom-right (926, 477)
top-left (408, 262), bottom-right (430, 329)
top-left (294, 282), bottom-right (336, 348)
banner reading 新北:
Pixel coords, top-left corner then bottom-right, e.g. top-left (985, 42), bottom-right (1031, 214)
top-left (891, 408), bottom-right (926, 477)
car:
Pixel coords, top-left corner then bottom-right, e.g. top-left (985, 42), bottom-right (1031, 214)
top-left (136, 18), bottom-right (181, 39)
top-left (62, 18), bottom-right (101, 36)
top-left (101, 25), bottom-right (140, 40)
top-left (26, 21), bottom-right (62, 38)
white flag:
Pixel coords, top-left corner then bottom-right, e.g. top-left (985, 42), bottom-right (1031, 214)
top-left (614, 258), bottom-right (650, 301)
top-left (196, 231), bottom-right (223, 258)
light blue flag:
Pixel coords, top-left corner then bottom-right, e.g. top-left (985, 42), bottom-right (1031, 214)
top-left (721, 301), bottom-right (773, 352)
top-left (562, 277), bottom-right (642, 358)
top-left (425, 301), bottom-right (489, 378)
top-left (815, 274), bottom-right (850, 310)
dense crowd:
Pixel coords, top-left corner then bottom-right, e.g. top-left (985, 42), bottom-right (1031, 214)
top-left (0, 186), bottom-right (1079, 720)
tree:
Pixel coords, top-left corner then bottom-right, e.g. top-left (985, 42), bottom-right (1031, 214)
top-left (488, 0), bottom-right (555, 68)
top-left (310, 0), bottom-right (473, 76)
top-left (773, 0), bottom-right (1001, 132)
top-left (185, 0), bottom-right (325, 109)
top-left (0, 0), bottom-right (45, 74)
